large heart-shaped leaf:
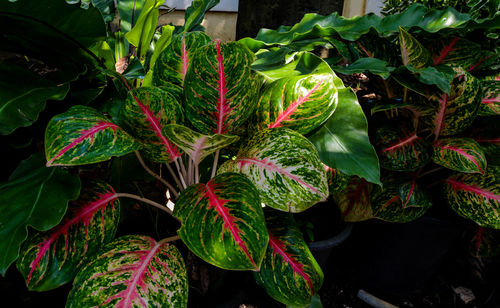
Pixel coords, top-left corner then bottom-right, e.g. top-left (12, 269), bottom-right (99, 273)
top-left (478, 80), bottom-right (499, 116)
top-left (432, 138), bottom-right (487, 174)
top-left (254, 210), bottom-right (323, 307)
top-left (174, 173), bottom-right (268, 270)
top-left (153, 31), bottom-right (212, 87)
top-left (184, 40), bottom-right (261, 134)
top-left (67, 235), bottom-right (188, 307)
top-left (398, 27), bottom-right (432, 69)
top-left (219, 128), bottom-right (328, 212)
top-left (334, 177), bottom-right (373, 222)
top-left (45, 105), bottom-right (140, 166)
top-left (119, 86), bottom-right (184, 162)
top-left (0, 153), bottom-right (81, 276)
top-left (163, 124), bottom-right (239, 165)
top-left (16, 181), bottom-right (120, 291)
top-left (445, 166), bottom-right (500, 229)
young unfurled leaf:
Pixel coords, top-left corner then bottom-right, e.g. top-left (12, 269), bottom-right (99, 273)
top-left (219, 128), bottom-right (328, 213)
top-left (398, 27), bottom-right (432, 69)
top-left (432, 138), bottom-right (487, 174)
top-left (174, 173), bottom-right (268, 270)
top-left (478, 80), bottom-right (499, 116)
top-left (45, 105), bottom-right (140, 166)
top-left (67, 235), bottom-right (188, 307)
top-left (445, 166), bottom-right (500, 229)
top-left (254, 210), bottom-right (323, 307)
top-left (17, 181), bottom-right (120, 291)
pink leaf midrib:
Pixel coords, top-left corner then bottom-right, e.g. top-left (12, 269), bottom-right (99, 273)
top-left (433, 37), bottom-right (459, 65)
top-left (215, 40), bottom-right (230, 134)
top-left (381, 134), bottom-right (419, 153)
top-left (437, 144), bottom-right (484, 173)
top-left (433, 93), bottom-right (448, 138)
top-left (181, 34), bottom-right (188, 81)
top-left (447, 179), bottom-right (500, 202)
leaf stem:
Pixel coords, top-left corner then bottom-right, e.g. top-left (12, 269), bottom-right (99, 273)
top-left (187, 158), bottom-right (193, 186)
top-left (195, 163), bottom-right (199, 184)
top-left (115, 193), bottom-right (174, 216)
top-left (158, 235), bottom-right (181, 245)
top-left (211, 150), bottom-right (220, 179)
top-left (417, 166), bottom-right (444, 178)
top-left (179, 157), bottom-right (188, 182)
top-left (135, 151), bottom-right (178, 198)
top-left (174, 159), bottom-right (188, 189)
top-left (166, 162), bottom-right (184, 191)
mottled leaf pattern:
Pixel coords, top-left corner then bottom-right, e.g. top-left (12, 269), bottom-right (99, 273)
top-left (432, 37), bottom-right (496, 72)
top-left (174, 173), bottom-right (268, 270)
top-left (398, 27), bottom-right (432, 69)
top-left (335, 177), bottom-right (373, 222)
top-left (325, 165), bottom-right (350, 194)
top-left (478, 80), bottom-right (500, 116)
top-left (219, 128), bottom-right (328, 213)
top-left (254, 210), bottom-right (323, 307)
top-left (67, 235), bottom-right (188, 307)
top-left (467, 227), bottom-right (500, 257)
top-left (184, 40), bottom-right (261, 134)
top-left (119, 87), bottom-right (184, 162)
top-left (432, 138), bottom-right (487, 174)
top-left (163, 124), bottom-right (239, 165)
top-left (16, 181), bottom-right (120, 291)
top-left (445, 166), bottom-right (500, 229)
top-left (45, 106), bottom-right (139, 166)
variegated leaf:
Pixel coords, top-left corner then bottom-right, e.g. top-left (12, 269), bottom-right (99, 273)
top-left (184, 40), bottom-right (261, 134)
top-left (153, 31), bottom-right (211, 87)
top-left (16, 181), bottom-right (120, 291)
top-left (254, 210), bottom-right (323, 307)
top-left (467, 226), bottom-right (500, 257)
top-left (163, 124), bottom-right (239, 165)
top-left (45, 106), bottom-right (139, 166)
top-left (398, 27), bottom-right (432, 69)
top-left (432, 138), bottom-right (487, 174)
top-left (255, 72), bottom-right (337, 135)
top-left (334, 177), bottom-right (373, 222)
top-left (119, 86), bottom-right (184, 162)
top-left (445, 166), bottom-right (500, 229)
top-left (218, 128), bottom-right (328, 213)
top-left (325, 165), bottom-right (350, 194)
top-left (174, 173), bottom-right (268, 270)
top-left (478, 80), bottom-right (500, 116)
top-left (67, 235), bottom-right (188, 307)
top-left (431, 37), bottom-right (496, 72)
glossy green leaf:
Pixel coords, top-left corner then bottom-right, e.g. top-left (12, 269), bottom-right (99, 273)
top-left (404, 65), bottom-right (454, 94)
top-left (163, 124), bottom-right (239, 165)
top-left (478, 80), bottom-right (499, 116)
top-left (432, 138), bottom-right (487, 174)
top-left (183, 0), bottom-right (219, 32)
top-left (16, 181), bottom-right (120, 291)
top-left (467, 226), bottom-right (500, 257)
top-left (119, 86), bottom-right (184, 162)
top-left (398, 27), bottom-right (432, 69)
top-left (325, 165), bottom-right (350, 194)
top-left (45, 105), bottom-right (140, 166)
top-left (308, 85), bottom-right (381, 185)
top-left (255, 210), bottom-right (323, 307)
top-left (143, 25), bottom-right (176, 87)
top-left (0, 153), bottom-right (81, 276)
top-left (334, 177), bottom-right (373, 222)
top-left (174, 173), bottom-right (268, 270)
top-left (116, 0), bottom-right (145, 33)
top-left (67, 235), bottom-right (188, 307)
top-left (219, 128), bottom-right (328, 213)
top-left (331, 58), bottom-right (395, 80)
top-left (445, 166), bottom-right (500, 229)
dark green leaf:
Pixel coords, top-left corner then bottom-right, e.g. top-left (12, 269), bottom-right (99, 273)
top-left (331, 58), bottom-right (395, 79)
top-left (183, 0), bottom-right (219, 32)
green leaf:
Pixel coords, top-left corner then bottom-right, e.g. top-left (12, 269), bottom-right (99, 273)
top-left (163, 124), bottom-right (239, 165)
top-left (143, 25), bottom-right (175, 87)
top-left (467, 226), bottom-right (500, 257)
top-left (331, 58), bottom-right (395, 80)
top-left (326, 165), bottom-right (350, 194)
top-left (404, 65), bottom-right (454, 94)
top-left (174, 173), bottom-right (268, 270)
top-left (432, 138), bottom-right (487, 174)
top-left (478, 80), bottom-right (500, 116)
top-left (308, 86), bottom-right (381, 185)
top-left (90, 0), bottom-right (115, 23)
top-left (45, 105), bottom-right (140, 166)
top-left (219, 128), bottom-right (328, 213)
top-left (183, 0), bottom-right (219, 32)
top-left (334, 177), bottom-right (373, 222)
top-left (67, 235), bottom-right (188, 307)
top-left (16, 181), bottom-right (120, 291)
top-left (445, 166), bottom-right (500, 229)
top-left (255, 210), bottom-right (323, 307)
top-left (398, 27), bottom-right (432, 69)
top-left (116, 0), bottom-right (145, 33)
top-left (0, 153), bottom-right (81, 276)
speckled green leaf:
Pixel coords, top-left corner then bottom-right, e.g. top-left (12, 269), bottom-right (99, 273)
top-left (374, 123), bottom-right (431, 171)
top-left (0, 153), bottom-right (81, 276)
top-left (45, 106), bottom-right (139, 166)
top-left (174, 173), bottom-right (268, 270)
top-left (478, 80), bottom-right (500, 116)
top-left (398, 27), bottom-right (432, 69)
top-left (163, 124), bottom-right (239, 165)
top-left (445, 166), bottom-right (500, 229)
top-left (334, 177), bottom-right (373, 222)
top-left (432, 138), bottom-right (487, 174)
top-left (16, 181), bottom-right (120, 291)
top-left (184, 40), bottom-right (261, 134)
top-left (325, 165), bottom-right (350, 194)
top-left (467, 226), bottom-right (500, 257)
top-left (254, 210), bottom-right (323, 307)
top-left (153, 31), bottom-right (212, 87)
top-left (67, 235), bottom-right (188, 307)
top-left (219, 128), bottom-right (328, 213)
top-left (119, 86), bottom-right (184, 162)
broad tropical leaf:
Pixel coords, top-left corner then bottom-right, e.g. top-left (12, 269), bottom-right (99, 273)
top-left (142, 25), bottom-right (175, 87)
top-left (16, 181), bottom-right (120, 291)
top-left (153, 31), bottom-right (212, 87)
top-left (45, 105), bottom-right (140, 166)
top-left (174, 173), bottom-right (268, 270)
top-left (183, 0), bottom-right (220, 32)
top-left (67, 235), bottom-right (188, 307)
top-left (478, 80), bottom-right (499, 116)
top-left (219, 128), bottom-right (328, 212)
top-left (432, 138), bottom-right (487, 174)
top-left (119, 86), bottom-right (183, 162)
top-left (184, 40), bottom-right (261, 134)
top-left (334, 177), bottom-right (373, 222)
top-left (398, 27), bottom-right (432, 69)
top-left (445, 166), bottom-right (500, 229)
top-left (331, 57), bottom-right (395, 80)
top-left (326, 165), bottom-right (350, 194)
top-left (467, 226), bottom-right (500, 257)
top-left (254, 210), bottom-right (323, 307)
top-left (0, 153), bottom-right (81, 275)
top-left (163, 124), bottom-right (239, 165)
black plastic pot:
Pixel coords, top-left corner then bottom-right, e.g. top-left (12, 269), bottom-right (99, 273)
top-left (309, 223), bottom-right (353, 269)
